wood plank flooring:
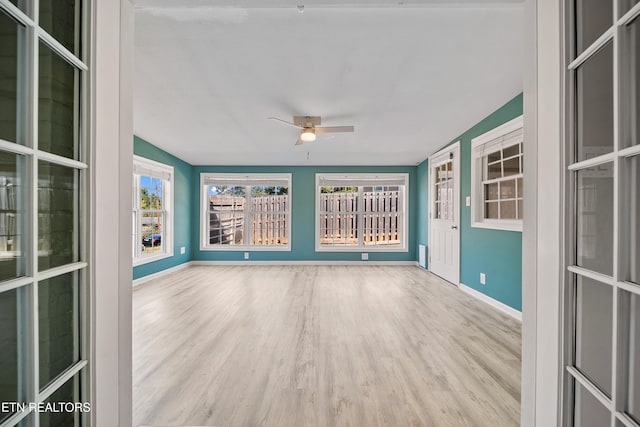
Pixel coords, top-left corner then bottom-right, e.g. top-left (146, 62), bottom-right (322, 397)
top-left (133, 266), bottom-right (521, 427)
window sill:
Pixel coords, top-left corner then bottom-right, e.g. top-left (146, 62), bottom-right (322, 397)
top-left (471, 221), bottom-right (522, 232)
top-left (133, 251), bottom-right (174, 267)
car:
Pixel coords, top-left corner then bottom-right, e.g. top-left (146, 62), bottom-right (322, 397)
top-left (142, 234), bottom-right (162, 246)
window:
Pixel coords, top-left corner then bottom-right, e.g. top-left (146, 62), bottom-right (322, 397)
top-left (132, 156), bottom-right (174, 265)
top-left (471, 115), bottom-right (524, 232)
top-left (315, 173), bottom-right (408, 251)
top-left (200, 173), bottom-right (291, 251)
top-left (0, 1), bottom-right (88, 426)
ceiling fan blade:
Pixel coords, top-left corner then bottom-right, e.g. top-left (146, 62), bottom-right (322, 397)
top-left (315, 126), bottom-right (355, 134)
top-left (268, 117), bottom-right (303, 129)
top-left (295, 136), bottom-right (305, 146)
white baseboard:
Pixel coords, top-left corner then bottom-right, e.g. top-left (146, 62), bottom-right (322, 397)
top-left (459, 283), bottom-right (522, 322)
top-left (191, 260), bottom-right (419, 266)
top-left (132, 261), bottom-right (193, 287)
top-left (133, 260), bottom-right (418, 287)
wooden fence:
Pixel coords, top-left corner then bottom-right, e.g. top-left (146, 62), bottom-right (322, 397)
top-left (209, 195), bottom-right (288, 245)
top-left (319, 191), bottom-right (401, 245)
top-left (209, 191), bottom-right (401, 246)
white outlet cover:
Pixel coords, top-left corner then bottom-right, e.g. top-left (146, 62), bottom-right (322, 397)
top-left (180, 246), bottom-right (186, 254)
top-left (244, 252), bottom-right (249, 260)
top-left (361, 253), bottom-right (369, 260)
top-left (466, 196), bottom-right (471, 207)
top-left (480, 273), bottom-right (486, 285)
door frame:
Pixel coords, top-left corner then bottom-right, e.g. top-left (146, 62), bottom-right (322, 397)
top-left (428, 141), bottom-right (461, 286)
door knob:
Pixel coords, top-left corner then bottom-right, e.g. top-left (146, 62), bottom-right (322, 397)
top-left (451, 225), bottom-right (458, 230)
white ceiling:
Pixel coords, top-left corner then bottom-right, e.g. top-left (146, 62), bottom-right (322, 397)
top-left (134, 1), bottom-right (524, 166)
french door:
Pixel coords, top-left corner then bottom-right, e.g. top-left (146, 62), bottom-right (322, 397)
top-left (0, 0), bottom-right (89, 426)
top-left (563, 0), bottom-right (640, 426)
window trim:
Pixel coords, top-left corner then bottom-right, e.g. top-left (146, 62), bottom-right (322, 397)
top-left (471, 115), bottom-right (524, 232)
top-left (314, 173), bottom-right (409, 252)
top-left (199, 172), bottom-right (292, 251)
top-left (132, 155), bottom-right (174, 266)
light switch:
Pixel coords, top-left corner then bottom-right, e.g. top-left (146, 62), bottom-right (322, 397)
top-left (466, 196), bottom-right (471, 207)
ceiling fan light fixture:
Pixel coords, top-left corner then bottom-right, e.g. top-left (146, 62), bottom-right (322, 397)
top-left (300, 129), bottom-right (316, 142)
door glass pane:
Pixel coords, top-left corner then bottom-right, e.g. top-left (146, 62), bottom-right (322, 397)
top-left (39, 42), bottom-right (78, 160)
top-left (38, 161), bottom-right (79, 271)
top-left (0, 288), bottom-right (20, 423)
top-left (0, 12), bottom-right (23, 144)
top-left (575, 275), bottom-right (613, 396)
top-left (0, 151), bottom-right (24, 282)
top-left (39, 0), bottom-right (80, 57)
top-left (446, 181), bottom-right (453, 220)
top-left (576, 163), bottom-right (614, 276)
top-left (17, 413), bottom-right (33, 426)
top-left (573, 380), bottom-right (611, 426)
top-left (576, 43), bottom-right (614, 163)
top-left (575, 0), bottom-right (613, 55)
top-left (7, 0), bottom-right (28, 13)
top-left (622, 291), bottom-right (640, 424)
top-left (620, 0), bottom-right (640, 17)
top-left (625, 156), bottom-right (640, 284)
top-left (38, 271), bottom-right (79, 389)
top-left (622, 16), bottom-right (640, 148)
top-left (39, 374), bottom-right (80, 427)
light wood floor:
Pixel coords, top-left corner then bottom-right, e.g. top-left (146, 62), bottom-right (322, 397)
top-left (133, 266), bottom-right (521, 427)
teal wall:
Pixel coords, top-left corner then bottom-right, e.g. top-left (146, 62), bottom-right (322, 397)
top-left (133, 136), bottom-right (193, 280)
top-left (434, 93), bottom-right (523, 311)
top-left (416, 159), bottom-right (429, 267)
top-left (134, 92), bottom-right (522, 310)
top-left (191, 166), bottom-right (417, 262)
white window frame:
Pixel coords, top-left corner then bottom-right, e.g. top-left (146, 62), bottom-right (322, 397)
top-left (315, 173), bottom-right (409, 252)
top-left (471, 115), bottom-right (524, 232)
top-left (199, 173), bottom-right (292, 251)
top-left (132, 155), bottom-right (174, 266)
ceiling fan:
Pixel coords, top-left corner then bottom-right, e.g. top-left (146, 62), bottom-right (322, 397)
top-left (268, 115), bottom-right (355, 145)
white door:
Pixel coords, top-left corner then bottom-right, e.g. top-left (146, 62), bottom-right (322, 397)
top-left (429, 143), bottom-right (460, 285)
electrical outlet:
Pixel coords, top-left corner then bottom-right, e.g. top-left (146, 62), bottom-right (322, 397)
top-left (361, 253), bottom-right (369, 261)
top-left (480, 273), bottom-right (486, 285)
top-left (466, 196), bottom-right (471, 207)
top-left (180, 246), bottom-right (186, 254)
top-left (244, 252), bottom-right (249, 260)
